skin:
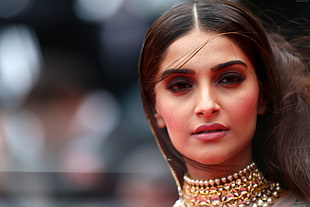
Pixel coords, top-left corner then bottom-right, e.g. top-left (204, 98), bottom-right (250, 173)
top-left (154, 29), bottom-right (265, 179)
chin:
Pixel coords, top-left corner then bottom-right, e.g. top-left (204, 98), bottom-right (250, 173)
top-left (186, 155), bottom-right (229, 167)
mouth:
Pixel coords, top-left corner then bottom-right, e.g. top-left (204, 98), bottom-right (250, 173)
top-left (192, 123), bottom-right (229, 141)
top-left (192, 123), bottom-right (229, 135)
top-left (194, 129), bottom-right (226, 134)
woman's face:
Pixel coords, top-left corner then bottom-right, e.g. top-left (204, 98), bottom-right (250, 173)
top-left (154, 30), bottom-right (264, 169)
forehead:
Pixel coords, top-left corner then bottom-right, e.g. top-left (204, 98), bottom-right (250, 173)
top-left (159, 30), bottom-right (251, 72)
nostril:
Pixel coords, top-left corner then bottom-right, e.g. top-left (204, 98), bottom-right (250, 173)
top-left (211, 109), bottom-right (218, 114)
top-left (195, 105), bottom-right (220, 117)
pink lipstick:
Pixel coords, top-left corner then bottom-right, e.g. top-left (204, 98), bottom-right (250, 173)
top-left (192, 123), bottom-right (229, 142)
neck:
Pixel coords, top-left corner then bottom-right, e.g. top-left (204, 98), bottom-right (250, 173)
top-left (185, 157), bottom-right (252, 181)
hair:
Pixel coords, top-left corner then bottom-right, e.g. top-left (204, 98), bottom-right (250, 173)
top-left (138, 0), bottom-right (310, 200)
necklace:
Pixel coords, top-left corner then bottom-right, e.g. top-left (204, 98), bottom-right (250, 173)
top-left (175, 162), bottom-right (281, 207)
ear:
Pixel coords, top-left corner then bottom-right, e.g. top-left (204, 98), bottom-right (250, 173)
top-left (154, 111), bottom-right (166, 128)
top-left (257, 95), bottom-right (267, 115)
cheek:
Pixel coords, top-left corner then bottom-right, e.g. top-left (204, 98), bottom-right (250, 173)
top-left (227, 88), bottom-right (260, 128)
top-left (155, 94), bottom-right (191, 133)
top-left (157, 100), bottom-right (182, 128)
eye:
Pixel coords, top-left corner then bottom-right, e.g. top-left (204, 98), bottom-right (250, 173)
top-left (216, 72), bottom-right (245, 87)
top-left (166, 76), bottom-right (194, 92)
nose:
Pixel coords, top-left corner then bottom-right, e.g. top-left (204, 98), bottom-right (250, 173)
top-left (194, 87), bottom-right (220, 118)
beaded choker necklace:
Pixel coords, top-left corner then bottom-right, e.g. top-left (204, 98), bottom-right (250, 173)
top-left (175, 162), bottom-right (281, 207)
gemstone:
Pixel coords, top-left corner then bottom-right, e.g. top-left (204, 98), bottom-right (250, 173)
top-left (221, 177), bottom-right (227, 183)
top-left (240, 187), bottom-right (248, 195)
top-left (227, 192), bottom-right (234, 201)
top-left (257, 199), bottom-right (264, 206)
top-left (233, 189), bottom-right (239, 197)
top-left (224, 183), bottom-right (230, 190)
top-left (267, 197), bottom-right (273, 204)
top-left (211, 195), bottom-right (220, 204)
top-left (233, 173), bottom-right (239, 179)
top-left (262, 203), bottom-right (269, 207)
top-left (272, 191), bottom-right (279, 198)
top-left (244, 198), bottom-right (251, 205)
top-left (210, 187), bottom-right (217, 192)
top-left (217, 185), bottom-right (224, 191)
top-left (261, 193), bottom-right (268, 201)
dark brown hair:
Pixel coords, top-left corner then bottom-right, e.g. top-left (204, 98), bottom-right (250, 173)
top-left (138, 0), bottom-right (310, 199)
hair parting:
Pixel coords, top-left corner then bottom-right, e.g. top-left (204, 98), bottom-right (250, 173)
top-left (193, 1), bottom-right (199, 28)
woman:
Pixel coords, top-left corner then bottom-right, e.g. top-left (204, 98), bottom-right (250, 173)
top-left (138, 0), bottom-right (310, 206)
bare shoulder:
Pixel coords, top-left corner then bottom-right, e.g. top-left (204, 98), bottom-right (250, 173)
top-left (291, 200), bottom-right (310, 207)
top-left (274, 191), bottom-right (310, 207)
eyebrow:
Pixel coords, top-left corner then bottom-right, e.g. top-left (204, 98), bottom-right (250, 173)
top-left (159, 68), bottom-right (195, 81)
top-left (211, 60), bottom-right (248, 72)
top-left (159, 60), bottom-right (248, 81)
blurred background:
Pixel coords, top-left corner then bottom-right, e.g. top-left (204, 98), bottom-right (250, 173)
top-left (0, 0), bottom-right (308, 206)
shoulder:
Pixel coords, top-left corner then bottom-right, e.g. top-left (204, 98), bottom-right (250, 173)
top-left (274, 191), bottom-right (310, 207)
top-left (291, 200), bottom-right (310, 207)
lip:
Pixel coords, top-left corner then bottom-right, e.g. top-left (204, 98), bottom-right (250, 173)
top-left (192, 123), bottom-right (229, 142)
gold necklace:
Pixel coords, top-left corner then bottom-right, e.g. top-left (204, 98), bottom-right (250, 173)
top-left (175, 162), bottom-right (281, 207)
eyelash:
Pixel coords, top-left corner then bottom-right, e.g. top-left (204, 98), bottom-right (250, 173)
top-left (166, 72), bottom-right (245, 92)
top-left (166, 76), bottom-right (193, 92)
top-left (216, 72), bottom-right (245, 86)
